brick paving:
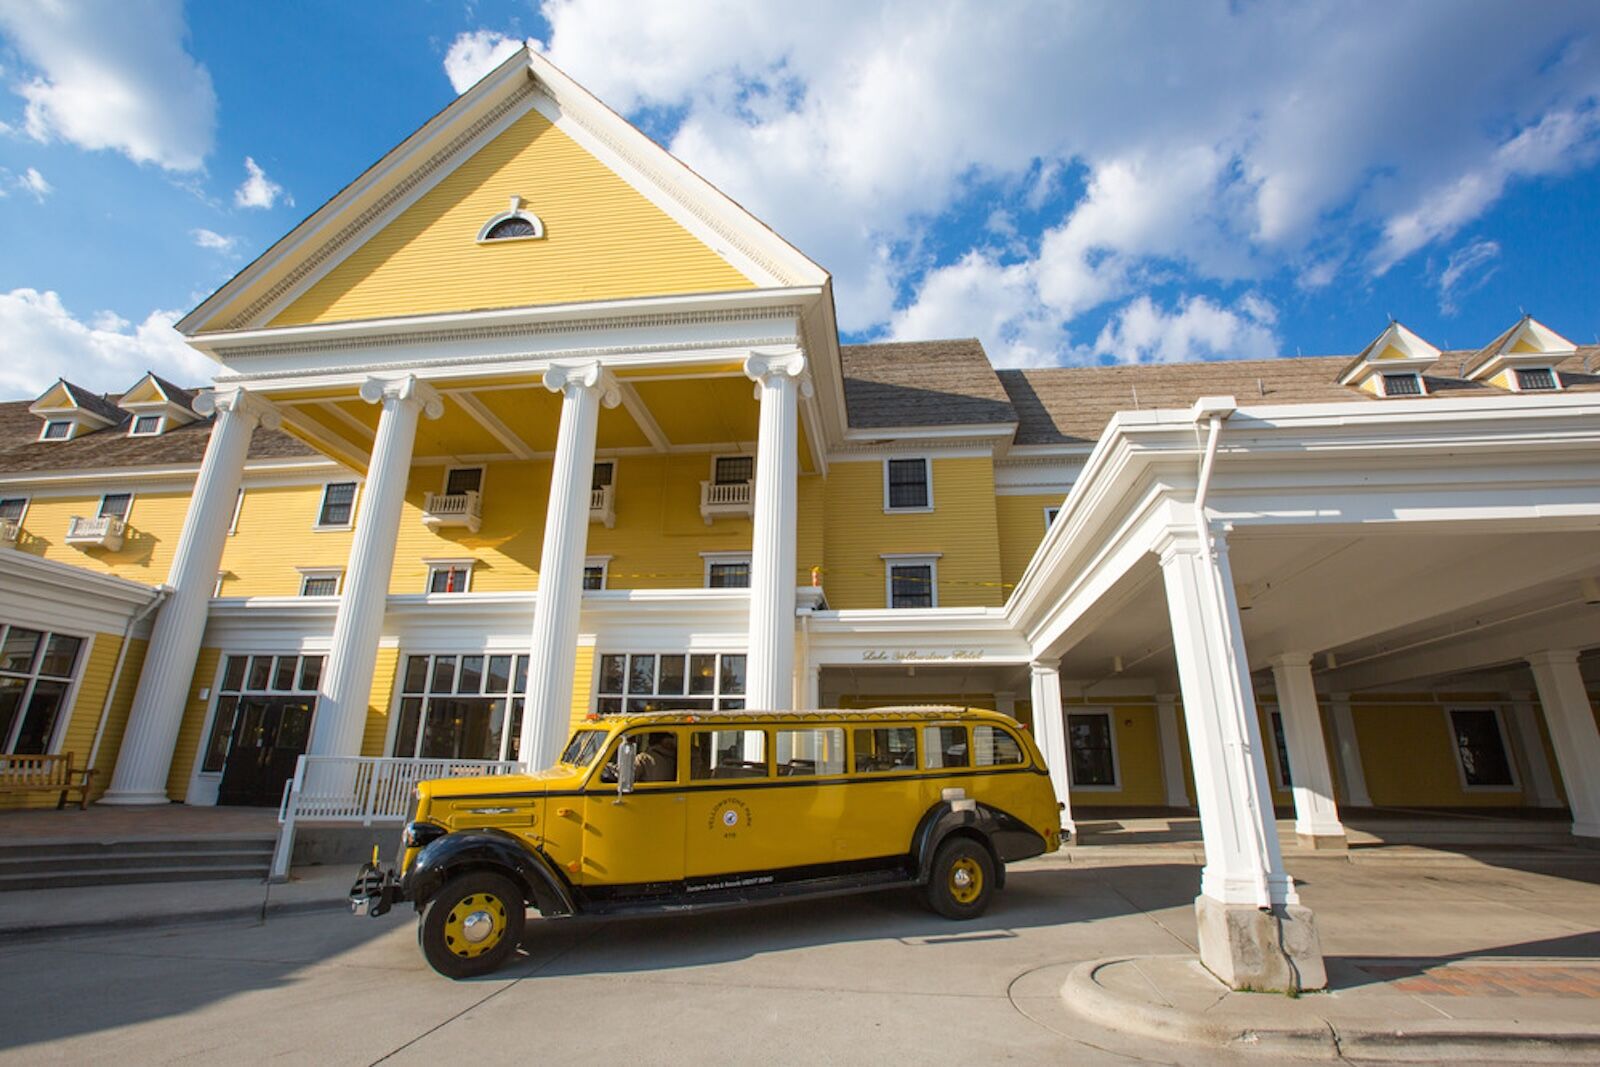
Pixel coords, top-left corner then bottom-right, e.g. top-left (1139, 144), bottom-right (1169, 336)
top-left (1358, 961), bottom-right (1600, 999)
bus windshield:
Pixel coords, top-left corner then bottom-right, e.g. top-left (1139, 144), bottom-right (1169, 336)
top-left (559, 729), bottom-right (608, 767)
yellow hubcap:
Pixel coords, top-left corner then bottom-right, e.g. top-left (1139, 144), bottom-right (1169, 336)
top-left (949, 857), bottom-right (983, 905)
top-left (442, 892), bottom-right (508, 958)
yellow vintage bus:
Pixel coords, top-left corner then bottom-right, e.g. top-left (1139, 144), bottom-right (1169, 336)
top-left (350, 706), bottom-right (1064, 977)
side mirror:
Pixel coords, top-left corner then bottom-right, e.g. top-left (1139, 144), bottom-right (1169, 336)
top-left (616, 738), bottom-right (637, 799)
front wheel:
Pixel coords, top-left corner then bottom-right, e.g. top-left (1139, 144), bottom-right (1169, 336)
top-left (417, 871), bottom-right (526, 978)
top-left (923, 836), bottom-right (996, 919)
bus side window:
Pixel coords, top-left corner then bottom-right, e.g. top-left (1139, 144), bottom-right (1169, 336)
top-left (973, 725), bottom-right (1024, 766)
top-left (690, 729), bottom-right (768, 779)
top-left (776, 727), bottom-right (845, 776)
top-left (923, 725), bottom-right (968, 769)
top-left (853, 727), bottom-right (917, 773)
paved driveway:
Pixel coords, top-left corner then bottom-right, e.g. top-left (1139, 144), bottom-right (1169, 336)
top-left (1, 854), bottom-right (1597, 1065)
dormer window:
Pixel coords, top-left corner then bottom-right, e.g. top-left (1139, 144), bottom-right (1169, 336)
top-left (41, 420), bottom-right (72, 441)
top-left (1380, 373), bottom-right (1423, 397)
top-left (130, 414), bottom-right (163, 436)
top-left (116, 372), bottom-right (198, 437)
top-left (477, 195), bottom-right (546, 243)
top-left (1462, 315), bottom-right (1575, 391)
top-left (1513, 367), bottom-right (1558, 392)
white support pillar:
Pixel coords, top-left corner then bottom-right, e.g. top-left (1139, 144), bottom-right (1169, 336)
top-left (743, 348), bottom-right (809, 712)
top-left (1268, 654), bottom-right (1346, 849)
top-left (1509, 690), bottom-right (1562, 809)
top-left (308, 376), bottom-right (441, 758)
top-left (1155, 693), bottom-right (1190, 807)
top-left (1326, 692), bottom-right (1372, 808)
top-left (1157, 525), bottom-right (1324, 992)
top-left (1526, 651), bottom-right (1600, 840)
top-left (519, 361), bottom-right (619, 770)
top-left (1028, 660), bottom-right (1073, 834)
top-left (103, 389), bottom-right (275, 804)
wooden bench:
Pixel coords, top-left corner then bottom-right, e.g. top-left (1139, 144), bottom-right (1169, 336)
top-left (0, 752), bottom-right (96, 810)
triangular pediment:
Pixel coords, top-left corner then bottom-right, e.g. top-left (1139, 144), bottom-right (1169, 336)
top-left (1337, 321), bottom-right (1439, 385)
top-left (180, 47), bottom-right (826, 335)
top-left (1463, 315), bottom-right (1576, 380)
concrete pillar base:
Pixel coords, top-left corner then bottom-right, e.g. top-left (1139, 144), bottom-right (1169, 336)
top-left (1573, 832), bottom-right (1600, 850)
top-left (1195, 895), bottom-right (1327, 993)
top-left (1295, 832), bottom-right (1348, 851)
top-left (96, 791), bottom-right (174, 806)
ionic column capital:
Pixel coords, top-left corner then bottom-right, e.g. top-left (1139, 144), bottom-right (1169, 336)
top-left (1029, 658), bottom-right (1061, 677)
top-left (744, 348), bottom-right (813, 398)
top-left (193, 387), bottom-right (280, 431)
top-left (543, 360), bottom-right (621, 407)
top-left (359, 374), bottom-right (444, 419)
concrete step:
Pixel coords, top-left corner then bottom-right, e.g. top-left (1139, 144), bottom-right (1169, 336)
top-left (0, 835), bottom-right (277, 891)
top-left (0, 837), bottom-right (277, 859)
top-left (0, 866), bottom-right (268, 892)
top-left (0, 849), bottom-right (273, 876)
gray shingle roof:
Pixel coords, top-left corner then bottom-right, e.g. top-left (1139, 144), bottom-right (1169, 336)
top-left (53, 380), bottom-right (126, 424)
top-left (841, 339), bottom-right (1017, 430)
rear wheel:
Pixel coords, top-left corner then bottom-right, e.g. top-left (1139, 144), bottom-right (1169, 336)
top-left (923, 837), bottom-right (995, 920)
top-left (417, 871), bottom-right (525, 978)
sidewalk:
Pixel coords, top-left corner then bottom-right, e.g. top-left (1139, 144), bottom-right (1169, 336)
top-left (1063, 954), bottom-right (1600, 1062)
top-left (0, 864), bottom-right (353, 941)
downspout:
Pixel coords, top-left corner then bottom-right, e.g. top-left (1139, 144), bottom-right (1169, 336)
top-left (87, 584), bottom-right (172, 774)
top-left (1190, 398), bottom-right (1272, 911)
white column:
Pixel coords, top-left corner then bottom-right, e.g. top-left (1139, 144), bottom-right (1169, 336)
top-left (1527, 651), bottom-right (1600, 839)
top-left (1156, 693), bottom-right (1190, 807)
top-left (743, 349), bottom-right (809, 712)
top-left (519, 361), bottom-right (619, 770)
top-left (103, 390), bottom-right (275, 804)
top-left (1509, 690), bottom-right (1561, 808)
top-left (308, 376), bottom-right (441, 758)
top-left (1158, 525), bottom-right (1322, 992)
top-left (1268, 654), bottom-right (1346, 848)
top-left (1326, 692), bottom-right (1373, 808)
top-left (1028, 660), bottom-right (1073, 833)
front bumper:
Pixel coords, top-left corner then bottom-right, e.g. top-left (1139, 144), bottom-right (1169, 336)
top-left (348, 861), bottom-right (406, 918)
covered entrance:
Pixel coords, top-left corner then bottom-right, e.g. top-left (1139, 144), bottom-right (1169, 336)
top-left (204, 653), bottom-right (323, 807)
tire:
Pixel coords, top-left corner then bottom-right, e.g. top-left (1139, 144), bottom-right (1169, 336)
top-left (417, 871), bottom-right (526, 979)
top-left (923, 836), bottom-right (996, 920)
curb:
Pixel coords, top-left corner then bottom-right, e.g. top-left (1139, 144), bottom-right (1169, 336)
top-left (0, 895), bottom-right (351, 944)
top-left (1061, 956), bottom-right (1600, 1063)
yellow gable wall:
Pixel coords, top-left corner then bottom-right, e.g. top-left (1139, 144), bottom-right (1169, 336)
top-left (270, 106), bottom-right (754, 327)
top-left (14, 491), bottom-right (193, 583)
top-left (996, 494), bottom-right (1061, 593)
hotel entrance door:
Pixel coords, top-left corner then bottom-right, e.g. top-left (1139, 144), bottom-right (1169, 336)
top-left (217, 697), bottom-right (315, 806)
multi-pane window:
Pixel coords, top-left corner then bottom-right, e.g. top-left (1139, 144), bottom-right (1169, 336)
top-left (0, 498), bottom-right (26, 524)
top-left (1449, 709), bottom-right (1515, 788)
top-left (200, 654), bottom-right (324, 773)
top-left (713, 455), bottom-right (754, 484)
top-left (394, 652), bottom-right (530, 762)
top-left (299, 573), bottom-right (340, 597)
top-left (484, 216), bottom-right (538, 240)
top-left (1067, 712), bottom-right (1117, 787)
top-left (317, 482), bottom-right (357, 527)
top-left (887, 560), bottom-right (936, 608)
top-left (428, 564), bottom-right (472, 593)
top-left (583, 564), bottom-right (607, 590)
top-left (885, 457), bottom-right (930, 509)
top-left (1515, 367), bottom-right (1557, 391)
top-left (1269, 711), bottom-right (1293, 789)
top-left (706, 559), bottom-right (751, 588)
top-left (99, 493), bottom-right (132, 520)
top-left (0, 624), bottom-right (84, 754)
top-left (592, 462), bottom-right (614, 490)
top-left (1381, 373), bottom-right (1423, 397)
top-left (973, 725), bottom-right (1024, 766)
top-left (595, 652), bottom-right (746, 715)
top-left (444, 467), bottom-right (482, 495)
top-left (41, 420), bottom-right (72, 440)
top-left (130, 414), bottom-right (162, 436)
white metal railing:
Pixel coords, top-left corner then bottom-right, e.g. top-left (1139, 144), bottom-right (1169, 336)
top-left (699, 479), bottom-right (753, 523)
top-left (420, 490), bottom-right (482, 533)
top-left (270, 754), bottom-right (519, 880)
top-left (589, 484), bottom-right (615, 528)
top-left (64, 515), bottom-right (125, 550)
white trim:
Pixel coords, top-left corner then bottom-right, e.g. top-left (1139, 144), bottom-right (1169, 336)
top-left (1510, 366), bottom-right (1562, 393)
top-left (313, 479), bottom-right (360, 530)
top-left (701, 552), bottom-right (753, 589)
top-left (296, 567), bottom-right (344, 597)
top-left (709, 452), bottom-right (755, 483)
top-left (1043, 505), bottom-right (1060, 529)
top-left (98, 491), bottom-right (135, 522)
top-left (0, 620), bottom-right (93, 757)
top-left (1378, 371), bottom-right (1427, 398)
top-left (1065, 706), bottom-right (1120, 791)
top-left (0, 494), bottom-right (31, 531)
top-left (39, 418), bottom-right (78, 442)
top-left (127, 413), bottom-right (165, 437)
top-left (583, 555), bottom-right (611, 591)
top-left (1266, 709), bottom-right (1292, 791)
top-left (228, 487), bottom-right (244, 535)
top-left (424, 558), bottom-right (476, 594)
top-left (883, 455), bottom-right (934, 513)
top-left (0, 455), bottom-right (343, 493)
top-left (475, 195), bottom-right (546, 243)
top-left (185, 656), bottom-right (234, 805)
top-left (1443, 705), bottom-right (1522, 793)
top-left (884, 554), bottom-right (940, 609)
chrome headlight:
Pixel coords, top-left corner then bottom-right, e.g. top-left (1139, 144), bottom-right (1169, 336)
top-left (402, 821), bottom-right (446, 849)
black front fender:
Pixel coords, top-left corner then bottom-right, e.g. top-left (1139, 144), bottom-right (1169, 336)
top-left (402, 829), bottom-right (576, 917)
top-left (910, 799), bottom-right (1048, 887)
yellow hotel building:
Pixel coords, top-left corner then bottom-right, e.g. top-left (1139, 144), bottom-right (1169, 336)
top-left (2, 45), bottom-right (1598, 986)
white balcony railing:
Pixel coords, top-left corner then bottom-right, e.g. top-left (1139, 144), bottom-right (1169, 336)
top-left (0, 519), bottom-right (17, 547)
top-left (589, 484), bottom-right (615, 528)
top-left (64, 515), bottom-right (125, 551)
top-left (271, 754), bottom-right (520, 880)
top-left (699, 479), bottom-right (753, 524)
top-left (421, 490), bottom-right (482, 533)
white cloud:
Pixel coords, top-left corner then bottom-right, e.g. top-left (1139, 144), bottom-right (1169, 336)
top-left (191, 228), bottom-right (237, 252)
top-left (527, 0), bottom-right (1600, 359)
top-left (16, 165), bottom-right (49, 199)
top-left (1092, 294), bottom-right (1280, 365)
top-left (444, 30), bottom-right (525, 94)
top-left (233, 157), bottom-right (286, 210)
top-left (888, 251), bottom-right (1064, 368)
top-left (0, 0), bottom-right (215, 171)
top-left (1436, 239), bottom-right (1501, 316)
top-left (0, 288), bottom-right (214, 400)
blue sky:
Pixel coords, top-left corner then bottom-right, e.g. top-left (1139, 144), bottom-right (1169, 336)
top-left (0, 1), bottom-right (1597, 400)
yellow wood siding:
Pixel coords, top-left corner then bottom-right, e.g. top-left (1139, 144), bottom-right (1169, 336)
top-left (13, 491), bottom-right (193, 584)
top-left (1352, 697), bottom-right (1533, 807)
top-left (996, 494), bottom-right (1060, 592)
top-left (821, 457), bottom-right (1004, 609)
top-left (1060, 699), bottom-right (1168, 807)
top-left (568, 645), bottom-right (596, 730)
top-left (219, 483), bottom-right (359, 596)
top-left (165, 647), bottom-right (223, 801)
top-left (360, 646), bottom-right (401, 756)
top-left (79, 637), bottom-right (147, 801)
top-left (270, 107), bottom-right (754, 327)
top-left (586, 455), bottom-right (755, 589)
